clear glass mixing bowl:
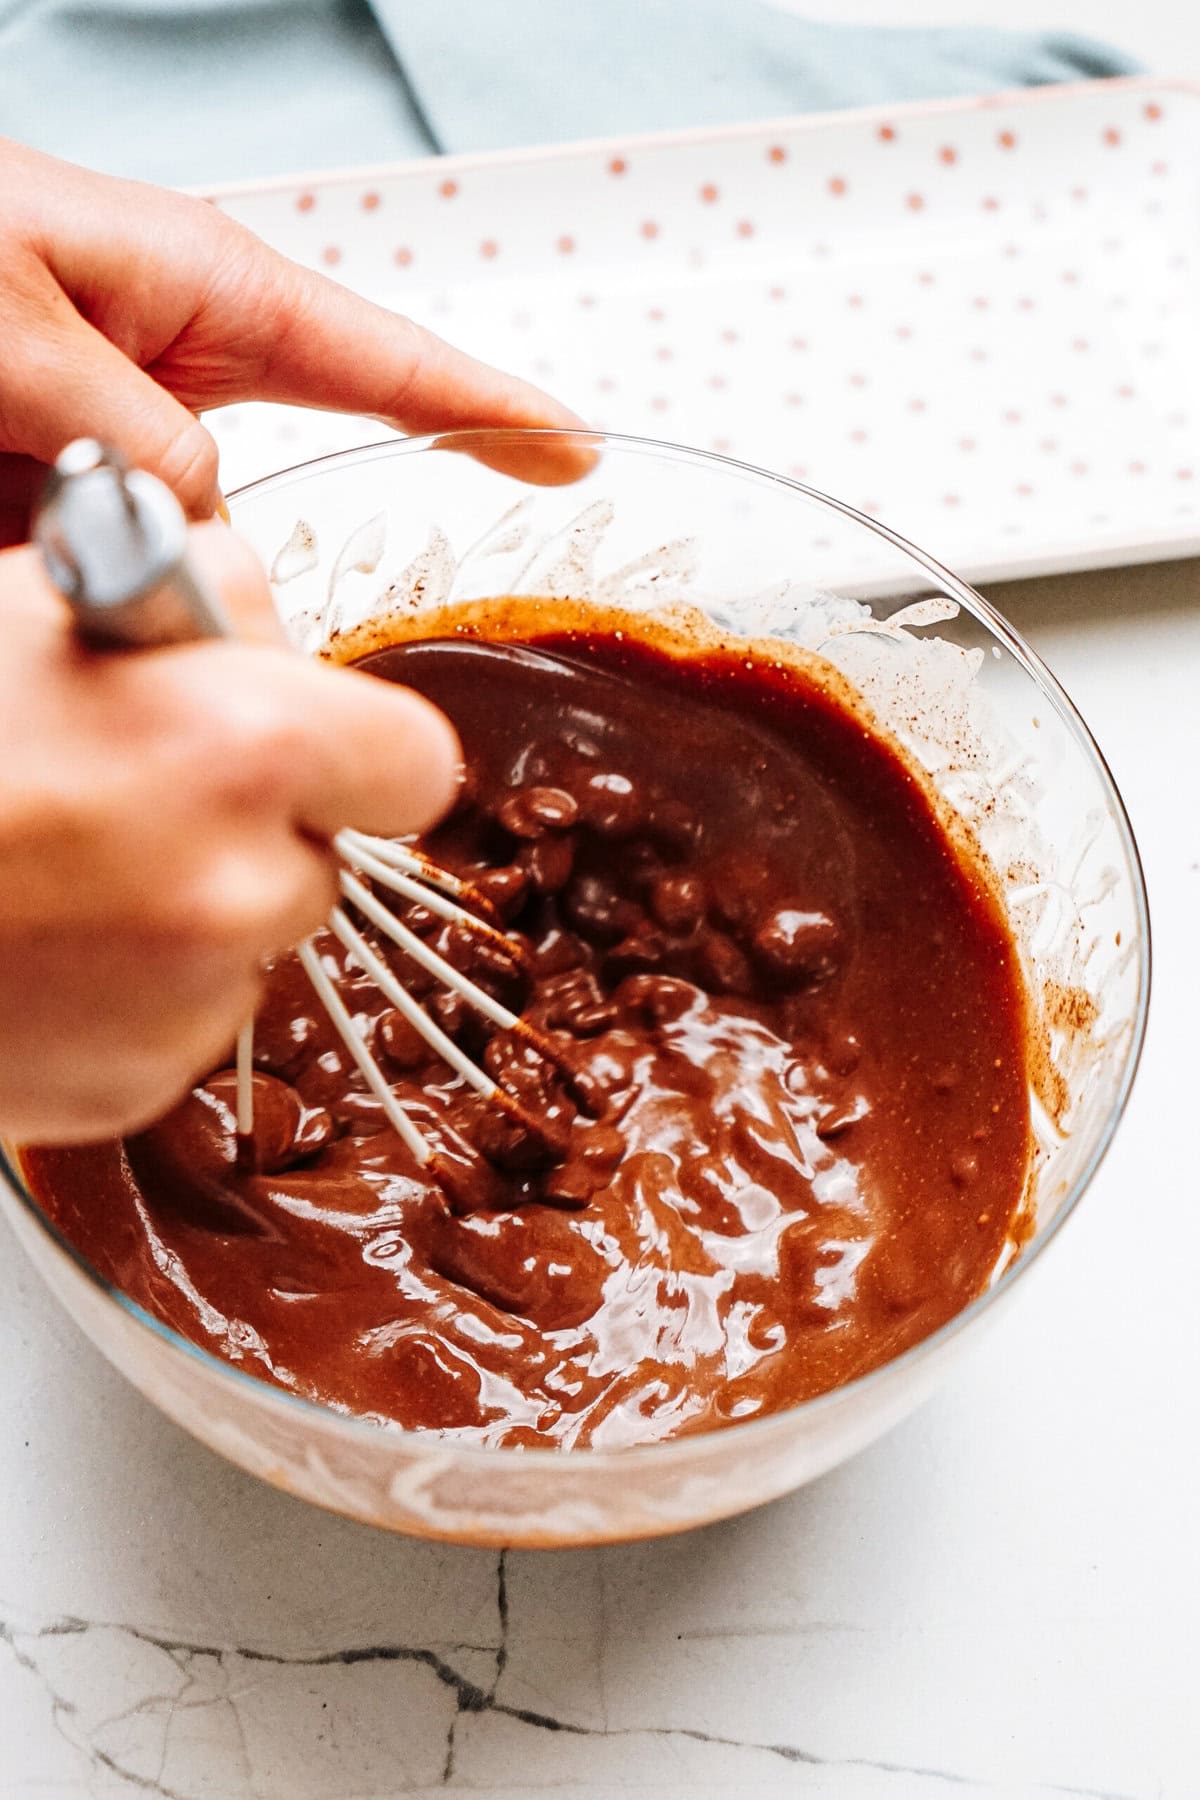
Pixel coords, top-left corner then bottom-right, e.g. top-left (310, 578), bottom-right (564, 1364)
top-left (0, 430), bottom-right (1149, 1547)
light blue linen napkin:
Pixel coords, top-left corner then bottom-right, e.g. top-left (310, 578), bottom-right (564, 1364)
top-left (0, 0), bottom-right (1138, 186)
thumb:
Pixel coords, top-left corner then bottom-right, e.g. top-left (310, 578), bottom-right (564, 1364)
top-left (2, 296), bottom-right (223, 521)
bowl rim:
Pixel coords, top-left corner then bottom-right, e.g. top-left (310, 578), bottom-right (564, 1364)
top-left (1, 426), bottom-right (1152, 1473)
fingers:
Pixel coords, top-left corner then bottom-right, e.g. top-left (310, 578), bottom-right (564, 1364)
top-left (0, 282), bottom-right (224, 521)
top-left (204, 236), bottom-right (596, 485)
top-left (186, 520), bottom-right (286, 645)
top-left (168, 644), bottom-right (463, 843)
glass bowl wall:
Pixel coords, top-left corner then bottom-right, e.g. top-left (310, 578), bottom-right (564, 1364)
top-left (0, 431), bottom-right (1149, 1547)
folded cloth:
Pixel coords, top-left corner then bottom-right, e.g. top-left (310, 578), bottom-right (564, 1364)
top-left (0, 0), bottom-right (1139, 186)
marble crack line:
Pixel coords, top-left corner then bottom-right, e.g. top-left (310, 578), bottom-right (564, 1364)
top-left (1, 1608), bottom-right (1140, 1800)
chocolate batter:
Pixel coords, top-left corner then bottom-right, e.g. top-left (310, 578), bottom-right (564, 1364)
top-left (24, 608), bottom-right (1031, 1450)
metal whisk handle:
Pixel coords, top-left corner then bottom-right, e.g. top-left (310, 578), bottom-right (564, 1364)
top-left (32, 439), bottom-right (231, 650)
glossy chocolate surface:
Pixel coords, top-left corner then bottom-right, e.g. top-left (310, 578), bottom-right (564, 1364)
top-left (26, 615), bottom-right (1030, 1449)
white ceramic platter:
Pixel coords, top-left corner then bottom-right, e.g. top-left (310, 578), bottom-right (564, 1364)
top-left (206, 76), bottom-right (1200, 587)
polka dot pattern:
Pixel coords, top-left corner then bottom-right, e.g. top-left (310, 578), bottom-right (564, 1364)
top-left (206, 81), bottom-right (1200, 581)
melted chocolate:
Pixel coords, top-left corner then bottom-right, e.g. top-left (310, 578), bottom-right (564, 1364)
top-left (24, 617), bottom-right (1031, 1449)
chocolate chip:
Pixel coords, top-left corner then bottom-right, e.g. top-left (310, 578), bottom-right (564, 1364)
top-left (648, 872), bottom-right (706, 934)
top-left (647, 798), bottom-right (701, 853)
top-left (497, 785), bottom-right (580, 839)
top-left (581, 770), bottom-right (644, 838)
top-left (606, 926), bottom-right (672, 976)
top-left (618, 972), bottom-right (698, 1025)
top-left (473, 864), bottom-right (530, 921)
top-left (540, 1160), bottom-right (600, 1209)
top-left (569, 1001), bottom-right (620, 1036)
top-left (517, 834), bottom-right (576, 894)
top-left (563, 874), bottom-right (641, 943)
top-left (374, 1008), bottom-right (432, 1071)
top-left (695, 931), bottom-right (753, 995)
top-left (751, 907), bottom-right (842, 984)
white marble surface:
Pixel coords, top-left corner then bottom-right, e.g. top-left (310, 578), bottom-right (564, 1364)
top-left (1, 553), bottom-right (1197, 1798)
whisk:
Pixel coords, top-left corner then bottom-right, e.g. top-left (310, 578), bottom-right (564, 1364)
top-left (34, 439), bottom-right (561, 1169)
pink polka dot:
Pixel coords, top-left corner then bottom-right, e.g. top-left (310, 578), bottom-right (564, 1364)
top-left (1145, 101), bottom-right (1163, 122)
top-left (939, 145), bottom-right (958, 165)
top-left (439, 178), bottom-right (459, 199)
top-left (768, 285), bottom-right (787, 301)
top-left (917, 271), bottom-right (935, 286)
top-left (786, 392), bottom-right (805, 408)
top-left (958, 437), bottom-right (976, 452)
top-left (647, 306), bottom-right (665, 321)
top-left (907, 397), bottom-right (926, 413)
top-left (1102, 127), bottom-right (1121, 147)
top-left (609, 157), bottom-right (628, 176)
top-left (943, 494), bottom-right (961, 507)
top-left (650, 396), bottom-right (670, 412)
top-left (654, 346), bottom-right (673, 362)
top-left (297, 191), bottom-right (316, 212)
top-left (361, 191), bottom-right (381, 212)
top-left (557, 235), bottom-right (576, 254)
top-left (736, 220), bottom-right (755, 238)
top-left (711, 436), bottom-right (731, 452)
top-left (972, 296), bottom-right (990, 310)
top-left (1177, 467), bottom-right (1195, 481)
top-left (790, 336), bottom-right (808, 351)
top-left (1117, 384), bottom-right (1135, 399)
top-left (1071, 185), bottom-right (1089, 202)
top-left (1017, 296), bottom-right (1035, 311)
top-left (700, 183), bottom-right (719, 203)
top-left (1152, 160), bottom-right (1169, 177)
top-left (480, 239), bottom-right (499, 259)
top-left (846, 293), bottom-right (864, 309)
top-left (969, 348), bottom-right (988, 363)
top-left (878, 124), bottom-right (897, 142)
top-left (906, 192), bottom-right (925, 211)
top-left (860, 501), bottom-right (881, 517)
top-left (393, 247), bottom-right (413, 267)
top-left (850, 428), bottom-right (868, 443)
top-left (596, 376), bottom-right (617, 393)
top-left (1002, 243), bottom-right (1021, 259)
top-left (1070, 461), bottom-right (1089, 476)
top-left (829, 175), bottom-right (848, 196)
top-left (720, 327), bottom-right (739, 344)
top-left (981, 196), bottom-right (1001, 212)
top-left (321, 245), bottom-right (341, 266)
top-left (708, 375), bottom-right (727, 390)
top-left (1003, 409), bottom-right (1022, 424)
top-left (789, 464), bottom-right (809, 481)
top-left (641, 220), bottom-right (659, 239)
top-left (1015, 483), bottom-right (1034, 497)
top-left (1072, 337), bottom-right (1090, 352)
top-left (849, 372), bottom-right (867, 387)
top-left (1039, 438), bottom-right (1059, 453)
top-left (998, 129), bottom-right (1017, 149)
top-left (1129, 460), bottom-right (1146, 474)
top-left (578, 294), bottom-right (596, 309)
top-left (767, 144), bottom-right (788, 164)
top-left (895, 324), bottom-right (913, 340)
top-left (1050, 394), bottom-right (1069, 408)
top-left (1062, 270), bottom-right (1079, 285)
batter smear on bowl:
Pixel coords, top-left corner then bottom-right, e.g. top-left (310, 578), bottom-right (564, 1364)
top-left (25, 603), bottom-right (1032, 1450)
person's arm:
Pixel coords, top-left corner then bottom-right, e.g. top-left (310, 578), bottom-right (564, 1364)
top-left (0, 137), bottom-right (590, 1143)
top-left (0, 526), bottom-right (460, 1143)
top-left (0, 136), bottom-right (586, 545)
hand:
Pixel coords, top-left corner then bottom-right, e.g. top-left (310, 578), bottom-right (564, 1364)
top-left (0, 528), bottom-right (461, 1144)
top-left (0, 137), bottom-right (588, 546)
